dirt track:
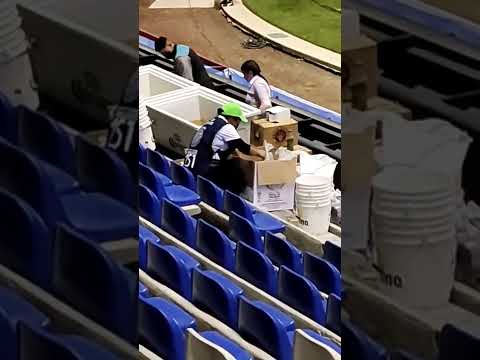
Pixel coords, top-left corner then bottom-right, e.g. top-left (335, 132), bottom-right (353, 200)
top-left (139, 1), bottom-right (341, 112)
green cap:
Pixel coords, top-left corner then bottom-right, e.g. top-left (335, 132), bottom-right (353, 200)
top-left (221, 102), bottom-right (248, 123)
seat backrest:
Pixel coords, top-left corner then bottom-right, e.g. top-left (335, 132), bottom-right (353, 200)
top-left (17, 105), bottom-right (75, 175)
top-left (17, 322), bottom-right (120, 360)
top-left (293, 329), bottom-right (340, 360)
top-left (196, 219), bottom-right (236, 271)
top-left (304, 253), bottom-right (342, 297)
top-left (139, 296), bottom-right (196, 360)
top-left (139, 162), bottom-right (167, 199)
top-left (265, 232), bottom-right (303, 274)
top-left (326, 294), bottom-right (341, 335)
top-left (0, 189), bottom-right (53, 289)
top-left (139, 225), bottom-right (161, 271)
top-left (161, 199), bottom-right (197, 247)
top-left (197, 176), bottom-right (224, 211)
top-left (229, 212), bottom-right (263, 252)
top-left (389, 351), bottom-right (423, 360)
top-left (186, 329), bottom-right (238, 360)
top-left (52, 225), bottom-right (136, 343)
top-left (171, 162), bottom-right (196, 191)
top-left (438, 324), bottom-right (480, 360)
top-left (0, 92), bottom-right (17, 144)
top-left (146, 243), bottom-right (200, 300)
top-left (235, 242), bottom-right (278, 296)
top-left (238, 296), bottom-right (295, 360)
top-left (323, 241), bottom-right (341, 273)
top-left (147, 148), bottom-right (170, 176)
top-left (139, 184), bottom-right (162, 226)
top-left (0, 287), bottom-right (49, 360)
top-left (224, 191), bottom-right (253, 221)
top-left (342, 320), bottom-right (386, 360)
top-left (278, 266), bottom-right (326, 325)
top-left (139, 143), bottom-right (147, 164)
top-left (192, 269), bottom-right (243, 329)
top-left (75, 136), bottom-right (135, 207)
top-left (0, 139), bottom-right (65, 230)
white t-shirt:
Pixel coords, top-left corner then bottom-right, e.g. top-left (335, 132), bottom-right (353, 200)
top-left (245, 75), bottom-right (272, 111)
top-left (211, 116), bottom-right (240, 160)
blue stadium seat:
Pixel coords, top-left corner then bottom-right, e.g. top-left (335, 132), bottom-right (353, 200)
top-left (147, 243), bottom-right (200, 300)
top-left (161, 199), bottom-right (197, 247)
top-left (18, 322), bottom-right (121, 360)
top-left (304, 253), bottom-right (342, 297)
top-left (265, 232), bottom-right (303, 274)
top-left (197, 175), bottom-right (224, 211)
top-left (140, 164), bottom-right (200, 206)
top-left (75, 136), bottom-right (136, 207)
top-left (196, 219), bottom-right (236, 271)
top-left (192, 269), bottom-right (243, 329)
top-left (323, 241), bottom-right (341, 273)
top-left (0, 140), bottom-right (137, 243)
top-left (171, 161), bottom-right (196, 191)
top-left (0, 91), bottom-right (17, 143)
top-left (0, 287), bottom-right (50, 360)
top-left (224, 191), bottom-right (285, 235)
top-left (52, 226), bottom-right (137, 343)
top-left (139, 184), bottom-right (162, 226)
top-left (0, 189), bottom-right (53, 289)
top-left (146, 148), bottom-right (170, 177)
top-left (139, 296), bottom-right (196, 360)
top-left (199, 331), bottom-right (253, 360)
top-left (238, 296), bottom-right (295, 360)
top-left (235, 242), bottom-right (278, 296)
top-left (301, 329), bottom-right (341, 355)
top-left (17, 105), bottom-right (76, 175)
top-left (139, 143), bottom-right (147, 164)
top-left (139, 225), bottom-right (161, 270)
top-left (326, 293), bottom-right (341, 335)
top-left (139, 282), bottom-right (151, 298)
top-left (342, 320), bottom-right (387, 360)
top-left (278, 266), bottom-right (326, 324)
top-left (229, 211), bottom-right (263, 252)
top-left (438, 324), bottom-right (480, 360)
top-left (140, 162), bottom-right (172, 187)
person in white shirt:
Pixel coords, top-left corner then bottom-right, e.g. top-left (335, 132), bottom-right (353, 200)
top-left (241, 60), bottom-right (272, 112)
top-left (184, 102), bottom-right (265, 194)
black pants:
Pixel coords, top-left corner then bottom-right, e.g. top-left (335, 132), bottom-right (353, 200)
top-left (205, 159), bottom-right (247, 195)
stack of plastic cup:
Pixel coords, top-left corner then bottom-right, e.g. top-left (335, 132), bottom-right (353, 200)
top-left (295, 175), bottom-right (333, 236)
top-left (372, 166), bottom-right (457, 308)
top-left (0, 0), bottom-right (38, 107)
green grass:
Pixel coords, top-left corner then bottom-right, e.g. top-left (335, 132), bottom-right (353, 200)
top-left (243, 0), bottom-right (341, 53)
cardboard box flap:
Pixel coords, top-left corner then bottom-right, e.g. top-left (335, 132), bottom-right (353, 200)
top-left (257, 159), bottom-right (297, 186)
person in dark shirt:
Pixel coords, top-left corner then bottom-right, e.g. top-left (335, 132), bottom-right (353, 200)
top-left (155, 37), bottom-right (214, 89)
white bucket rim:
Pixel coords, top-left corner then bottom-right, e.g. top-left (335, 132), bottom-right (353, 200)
top-left (296, 202), bottom-right (332, 208)
top-left (0, 15), bottom-right (21, 39)
top-left (373, 189), bottom-right (456, 202)
top-left (296, 174), bottom-right (332, 187)
top-left (372, 206), bottom-right (454, 221)
top-left (375, 231), bottom-right (455, 245)
top-left (373, 167), bottom-right (454, 195)
top-left (372, 195), bottom-right (455, 208)
top-left (295, 191), bottom-right (332, 197)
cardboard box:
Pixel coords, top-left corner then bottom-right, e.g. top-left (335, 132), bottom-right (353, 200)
top-left (236, 156), bottom-right (297, 211)
top-left (343, 35), bottom-right (378, 99)
top-left (251, 118), bottom-right (299, 148)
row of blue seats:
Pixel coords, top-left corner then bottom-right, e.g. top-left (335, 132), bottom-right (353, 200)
top-left (139, 277), bottom-right (340, 360)
top-left (139, 285), bottom-right (254, 360)
top-left (138, 145), bottom-right (286, 235)
top-left (0, 189), bottom-right (137, 343)
top-left (139, 192), bottom-right (341, 330)
top-left (0, 122), bottom-right (137, 244)
top-left (139, 146), bottom-right (339, 274)
top-left (344, 318), bottom-right (480, 360)
top-left (0, 286), bottom-right (121, 359)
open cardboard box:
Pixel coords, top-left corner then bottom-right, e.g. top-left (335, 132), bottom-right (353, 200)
top-left (235, 152), bottom-right (297, 211)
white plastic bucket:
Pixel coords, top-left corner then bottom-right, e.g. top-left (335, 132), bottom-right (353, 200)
top-left (0, 29), bottom-right (28, 62)
top-left (296, 201), bottom-right (332, 236)
top-left (0, 52), bottom-right (38, 108)
top-left (371, 204), bottom-right (455, 221)
top-left (375, 231), bottom-right (456, 308)
top-left (139, 107), bottom-right (156, 150)
top-left (296, 175), bottom-right (332, 188)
